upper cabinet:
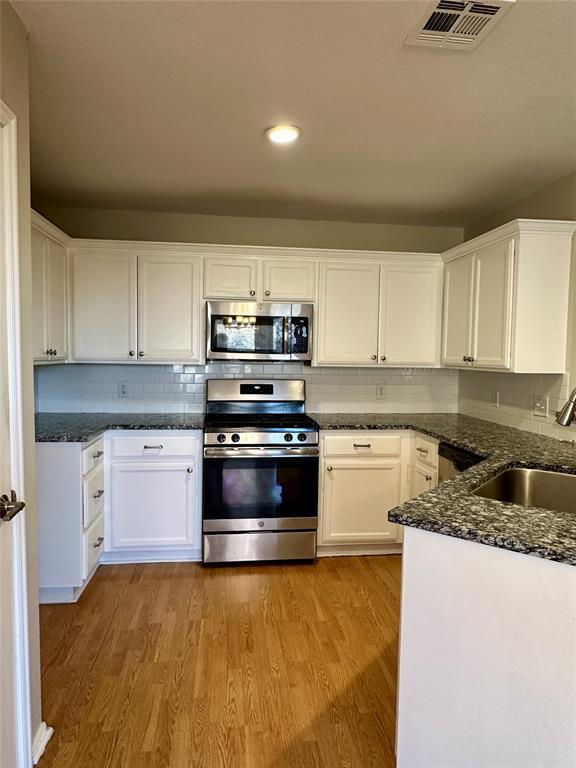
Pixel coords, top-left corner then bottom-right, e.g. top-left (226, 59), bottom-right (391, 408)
top-left (441, 220), bottom-right (576, 373)
top-left (317, 259), bottom-right (442, 367)
top-left (71, 248), bottom-right (201, 363)
top-left (203, 254), bottom-right (316, 302)
top-left (31, 218), bottom-right (68, 363)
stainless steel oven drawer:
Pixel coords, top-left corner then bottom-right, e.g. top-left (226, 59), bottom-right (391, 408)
top-left (203, 531), bottom-right (316, 563)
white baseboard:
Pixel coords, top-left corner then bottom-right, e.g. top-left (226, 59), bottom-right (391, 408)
top-left (32, 721), bottom-right (54, 765)
top-left (317, 543), bottom-right (403, 557)
top-left (101, 548), bottom-right (202, 564)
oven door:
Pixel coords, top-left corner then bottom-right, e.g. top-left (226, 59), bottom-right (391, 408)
top-left (207, 301), bottom-right (291, 361)
top-left (202, 447), bottom-right (319, 532)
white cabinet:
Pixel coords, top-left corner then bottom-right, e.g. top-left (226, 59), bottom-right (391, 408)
top-left (137, 252), bottom-right (201, 362)
top-left (71, 249), bottom-right (138, 361)
top-left (203, 255), bottom-right (316, 302)
top-left (441, 220), bottom-right (576, 373)
top-left (319, 430), bottom-right (411, 553)
top-left (203, 256), bottom-right (259, 299)
top-left (411, 434), bottom-right (439, 497)
top-left (36, 437), bottom-right (106, 603)
top-left (412, 463), bottom-right (438, 496)
top-left (31, 225), bottom-right (68, 362)
top-left (317, 262), bottom-right (381, 365)
top-left (71, 249), bottom-right (202, 363)
top-left (317, 260), bottom-right (442, 367)
top-left (108, 431), bottom-right (201, 556)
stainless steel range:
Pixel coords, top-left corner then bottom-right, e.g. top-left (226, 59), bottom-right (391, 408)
top-left (202, 379), bottom-right (319, 564)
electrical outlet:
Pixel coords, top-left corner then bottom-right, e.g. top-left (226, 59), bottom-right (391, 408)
top-left (118, 381), bottom-right (130, 399)
top-left (490, 389), bottom-right (500, 408)
top-left (533, 394), bottom-right (549, 418)
top-left (376, 383), bottom-right (386, 400)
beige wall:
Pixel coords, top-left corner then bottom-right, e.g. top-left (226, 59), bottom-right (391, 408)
top-left (1, 0), bottom-right (43, 739)
top-left (36, 204), bottom-right (463, 253)
top-left (460, 172), bottom-right (576, 437)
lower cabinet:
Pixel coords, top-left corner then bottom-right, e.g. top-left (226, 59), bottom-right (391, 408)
top-left (106, 431), bottom-right (202, 559)
top-left (413, 462), bottom-right (438, 496)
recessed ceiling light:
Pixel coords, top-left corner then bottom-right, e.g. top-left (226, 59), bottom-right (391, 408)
top-left (265, 125), bottom-right (302, 145)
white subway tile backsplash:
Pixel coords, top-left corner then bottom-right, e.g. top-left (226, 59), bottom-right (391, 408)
top-left (34, 363), bottom-right (459, 415)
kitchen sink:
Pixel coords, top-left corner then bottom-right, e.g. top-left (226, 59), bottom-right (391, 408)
top-left (473, 467), bottom-right (576, 514)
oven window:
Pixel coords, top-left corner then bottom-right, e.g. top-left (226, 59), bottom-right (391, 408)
top-left (203, 456), bottom-right (318, 520)
top-left (210, 315), bottom-right (284, 355)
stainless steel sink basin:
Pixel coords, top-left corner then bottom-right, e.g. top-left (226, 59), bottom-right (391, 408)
top-left (473, 467), bottom-right (576, 514)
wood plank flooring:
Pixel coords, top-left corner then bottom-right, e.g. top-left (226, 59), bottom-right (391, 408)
top-left (38, 556), bottom-right (401, 768)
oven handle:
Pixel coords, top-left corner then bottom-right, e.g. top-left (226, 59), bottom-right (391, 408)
top-left (203, 446), bottom-right (319, 459)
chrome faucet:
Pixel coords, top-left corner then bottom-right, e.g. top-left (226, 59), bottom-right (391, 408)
top-left (556, 388), bottom-right (576, 427)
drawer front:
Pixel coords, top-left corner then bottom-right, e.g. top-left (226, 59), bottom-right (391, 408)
top-left (83, 466), bottom-right (105, 529)
top-left (323, 433), bottom-right (402, 458)
top-left (112, 435), bottom-right (198, 458)
top-left (415, 435), bottom-right (438, 468)
top-left (82, 438), bottom-right (104, 476)
top-left (83, 513), bottom-right (104, 579)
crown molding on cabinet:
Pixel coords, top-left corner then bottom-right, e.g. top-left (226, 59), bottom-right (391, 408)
top-left (31, 210), bottom-right (71, 246)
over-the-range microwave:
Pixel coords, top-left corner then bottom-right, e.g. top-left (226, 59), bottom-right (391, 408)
top-left (206, 302), bottom-right (313, 362)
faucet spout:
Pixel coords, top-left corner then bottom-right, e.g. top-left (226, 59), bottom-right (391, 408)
top-left (556, 387), bottom-right (576, 427)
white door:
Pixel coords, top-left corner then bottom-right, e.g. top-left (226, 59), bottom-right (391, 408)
top-left (412, 463), bottom-right (437, 497)
top-left (379, 264), bottom-right (442, 366)
top-left (203, 256), bottom-right (259, 299)
top-left (262, 259), bottom-right (316, 302)
top-left (110, 462), bottom-right (197, 549)
top-left (441, 253), bottom-right (475, 367)
top-left (71, 249), bottom-right (137, 361)
top-left (321, 459), bottom-right (401, 544)
top-left (45, 238), bottom-right (67, 361)
top-left (31, 227), bottom-right (48, 361)
top-left (1, 107), bottom-right (34, 768)
top-left (138, 252), bottom-right (201, 362)
top-left (317, 262), bottom-right (381, 365)
top-left (471, 238), bottom-right (514, 369)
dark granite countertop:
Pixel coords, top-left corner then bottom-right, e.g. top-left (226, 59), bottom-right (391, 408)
top-left (35, 412), bottom-right (204, 443)
top-left (312, 413), bottom-right (576, 567)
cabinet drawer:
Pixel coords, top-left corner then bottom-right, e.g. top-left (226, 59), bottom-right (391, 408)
top-left (415, 435), bottom-right (438, 468)
top-left (323, 433), bottom-right (401, 457)
top-left (82, 438), bottom-right (104, 476)
top-left (83, 513), bottom-right (104, 579)
top-left (112, 435), bottom-right (197, 458)
top-left (83, 466), bottom-right (105, 529)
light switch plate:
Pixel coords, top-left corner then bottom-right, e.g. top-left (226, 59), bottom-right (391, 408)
top-left (118, 381), bottom-right (130, 398)
top-left (533, 394), bottom-right (549, 418)
top-left (376, 383), bottom-right (386, 400)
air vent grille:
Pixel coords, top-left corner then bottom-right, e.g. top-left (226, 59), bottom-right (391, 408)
top-left (405, 0), bottom-right (515, 50)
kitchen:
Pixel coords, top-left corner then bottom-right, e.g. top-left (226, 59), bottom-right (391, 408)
top-left (1, 1), bottom-right (576, 767)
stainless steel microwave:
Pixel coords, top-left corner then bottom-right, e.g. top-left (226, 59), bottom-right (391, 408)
top-left (206, 302), bottom-right (313, 362)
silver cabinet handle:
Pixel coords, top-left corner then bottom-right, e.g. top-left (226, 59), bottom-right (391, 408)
top-left (187, 467), bottom-right (194, 473)
top-left (249, 290), bottom-right (256, 296)
top-left (416, 447), bottom-right (429, 455)
top-left (425, 475), bottom-right (433, 482)
top-left (265, 290), bottom-right (271, 296)
top-left (129, 350), bottom-right (135, 357)
top-left (138, 351), bottom-right (145, 357)
top-left (371, 354), bottom-right (377, 361)
top-left (353, 443), bottom-right (371, 449)
top-left (463, 355), bottom-right (468, 362)
top-left (144, 444), bottom-right (163, 450)
top-left (326, 465), bottom-right (333, 472)
top-left (92, 489), bottom-right (104, 499)
top-left (53, 349), bottom-right (57, 356)
top-left (0, 490), bottom-right (25, 522)
top-left (92, 450), bottom-right (104, 459)
top-left (380, 355), bottom-right (386, 361)
top-left (93, 536), bottom-right (104, 549)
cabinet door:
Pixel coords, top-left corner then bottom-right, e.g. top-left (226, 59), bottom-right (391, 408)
top-left (110, 462), bottom-right (197, 549)
top-left (138, 252), bottom-right (201, 362)
top-left (317, 262), bottom-right (381, 365)
top-left (441, 253), bottom-right (474, 367)
top-left (72, 250), bottom-right (137, 361)
top-left (262, 259), bottom-right (316, 302)
top-left (412, 462), bottom-right (437, 497)
top-left (46, 239), bottom-right (68, 360)
top-left (31, 227), bottom-right (48, 361)
top-left (379, 264), bottom-right (441, 366)
top-left (321, 459), bottom-right (401, 544)
top-left (203, 257), bottom-right (259, 299)
top-left (471, 238), bottom-right (514, 369)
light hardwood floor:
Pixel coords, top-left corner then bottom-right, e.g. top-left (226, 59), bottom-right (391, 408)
top-left (38, 556), bottom-right (401, 768)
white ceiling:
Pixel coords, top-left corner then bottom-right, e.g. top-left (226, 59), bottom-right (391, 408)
top-left (14, 0), bottom-right (576, 226)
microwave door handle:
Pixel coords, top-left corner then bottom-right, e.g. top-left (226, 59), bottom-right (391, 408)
top-left (284, 317), bottom-right (291, 357)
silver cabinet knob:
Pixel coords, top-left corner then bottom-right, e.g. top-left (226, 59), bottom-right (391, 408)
top-left (0, 490), bottom-right (25, 521)
top-left (187, 467), bottom-right (194, 473)
top-left (92, 450), bottom-right (104, 459)
top-left (380, 355), bottom-right (386, 362)
top-left (138, 351), bottom-right (145, 357)
top-left (371, 354), bottom-right (377, 361)
top-left (53, 349), bottom-right (57, 356)
top-left (265, 290), bottom-right (271, 296)
top-left (92, 536), bottom-right (104, 549)
top-left (129, 350), bottom-right (135, 357)
top-left (92, 489), bottom-right (104, 499)
top-left (463, 355), bottom-right (468, 362)
top-left (326, 465), bottom-right (333, 472)
top-left (425, 475), bottom-right (433, 482)
top-left (249, 290), bottom-right (256, 296)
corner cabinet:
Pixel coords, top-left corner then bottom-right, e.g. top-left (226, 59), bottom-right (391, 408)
top-left (316, 259), bottom-right (442, 367)
top-left (31, 221), bottom-right (68, 363)
top-left (441, 220), bottom-right (576, 373)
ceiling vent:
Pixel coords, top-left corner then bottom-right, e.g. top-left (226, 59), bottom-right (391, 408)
top-left (405, 0), bottom-right (515, 50)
